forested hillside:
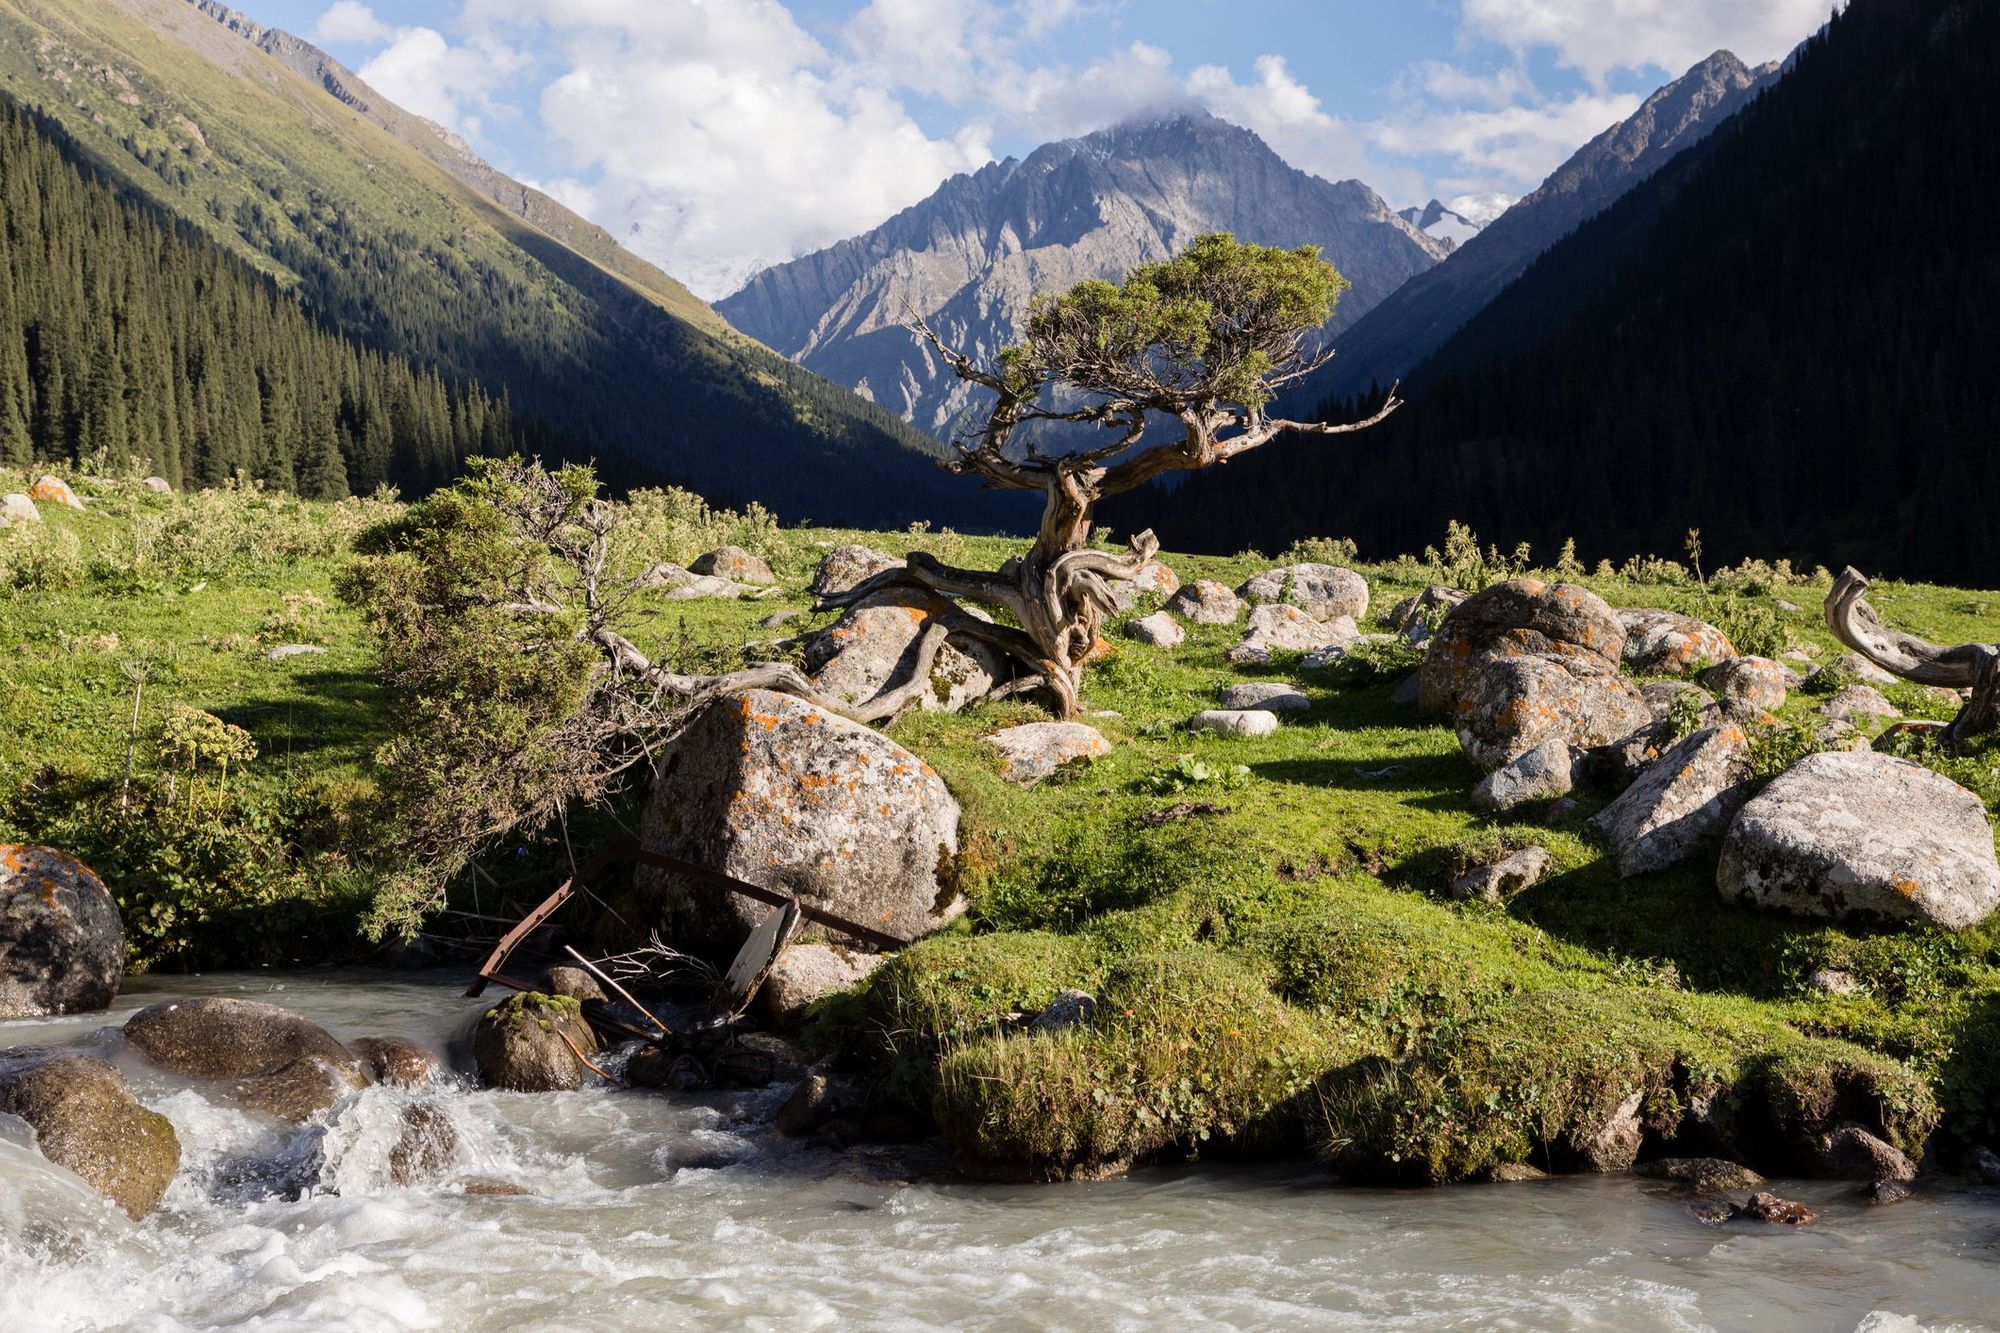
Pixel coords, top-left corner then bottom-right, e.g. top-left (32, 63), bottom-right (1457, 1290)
top-left (0, 98), bottom-right (501, 493)
top-left (1125, 0), bottom-right (2000, 584)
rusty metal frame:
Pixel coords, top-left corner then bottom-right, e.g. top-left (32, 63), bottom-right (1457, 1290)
top-left (465, 841), bottom-right (908, 997)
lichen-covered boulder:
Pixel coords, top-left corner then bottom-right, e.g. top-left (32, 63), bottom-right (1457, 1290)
top-left (690, 545), bottom-right (775, 585)
top-left (1810, 653), bottom-right (1899, 689)
top-left (1125, 611), bottom-right (1184, 647)
top-left (472, 992), bottom-right (599, 1092)
top-left (1165, 580), bottom-right (1241, 625)
top-left (1237, 564), bottom-right (1368, 622)
top-left (1700, 656), bottom-right (1790, 713)
top-left (802, 586), bottom-right (1008, 713)
top-left (122, 996), bottom-right (369, 1122)
top-left (1718, 750), bottom-right (2000, 928)
top-left (0, 492), bottom-right (39, 526)
top-left (1453, 653), bottom-right (1652, 773)
top-left (1470, 740), bottom-right (1577, 813)
top-left (810, 545), bottom-right (902, 598)
top-left (348, 1036), bottom-right (442, 1087)
top-left (1217, 682), bottom-right (1310, 713)
top-left (0, 845), bottom-right (125, 1019)
top-left (635, 689), bottom-right (962, 959)
top-left (28, 475), bottom-right (83, 509)
top-left (1105, 558), bottom-right (1181, 611)
top-left (984, 722), bottom-right (1110, 785)
top-left (0, 1047), bottom-right (180, 1218)
top-left (1418, 579), bottom-right (1627, 718)
top-left (633, 562), bottom-right (761, 600)
top-left (1615, 609), bottom-right (1736, 676)
top-left (1591, 724), bottom-right (1754, 877)
top-left (1821, 685), bottom-right (1899, 723)
top-left (757, 944), bottom-right (886, 1031)
top-left (1189, 709), bottom-right (1279, 738)
top-left (1641, 680), bottom-right (1716, 720)
top-left (1226, 606), bottom-right (1358, 664)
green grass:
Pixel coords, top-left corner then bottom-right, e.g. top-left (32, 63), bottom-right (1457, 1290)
top-left (7, 471), bottom-right (2000, 1179)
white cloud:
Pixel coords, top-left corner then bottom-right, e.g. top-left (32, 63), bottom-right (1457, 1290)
top-left (1461, 0), bottom-right (1830, 86)
top-left (1190, 55), bottom-right (1419, 199)
top-left (1372, 90), bottom-right (1641, 192)
top-left (313, 0), bottom-right (391, 45)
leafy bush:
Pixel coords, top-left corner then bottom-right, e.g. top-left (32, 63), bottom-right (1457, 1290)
top-left (1279, 535), bottom-right (1359, 566)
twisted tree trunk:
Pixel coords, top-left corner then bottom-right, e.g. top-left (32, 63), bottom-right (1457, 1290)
top-left (1825, 565), bottom-right (2000, 750)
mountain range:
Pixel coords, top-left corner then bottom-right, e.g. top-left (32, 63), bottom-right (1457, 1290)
top-left (1396, 196), bottom-right (1511, 252)
top-left (716, 112), bottom-right (1448, 441)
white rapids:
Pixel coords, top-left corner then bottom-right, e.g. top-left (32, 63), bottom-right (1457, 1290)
top-left (2, 970), bottom-right (1997, 1332)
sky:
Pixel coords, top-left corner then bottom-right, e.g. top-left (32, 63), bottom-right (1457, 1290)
top-left (232, 0), bottom-right (1833, 299)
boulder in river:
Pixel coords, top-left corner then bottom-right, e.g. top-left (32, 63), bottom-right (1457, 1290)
top-left (1591, 724), bottom-right (1755, 877)
top-left (758, 944), bottom-right (886, 1031)
top-left (0, 1046), bottom-right (180, 1218)
top-left (1615, 609), bottom-right (1736, 676)
top-left (802, 586), bottom-right (1008, 714)
top-left (1637, 1157), bottom-right (1766, 1194)
top-left (348, 1036), bottom-right (443, 1087)
top-left (984, 721), bottom-right (1110, 785)
top-left (634, 689), bottom-right (963, 960)
top-left (1718, 750), bottom-right (2000, 928)
top-left (472, 992), bottom-right (600, 1092)
top-left (0, 845), bottom-right (125, 1019)
top-left (122, 995), bottom-right (370, 1121)
top-left (1810, 1124), bottom-right (1916, 1181)
top-left (1236, 563), bottom-right (1368, 622)
top-left (689, 546), bottom-right (775, 585)
top-left (1165, 579), bottom-right (1241, 625)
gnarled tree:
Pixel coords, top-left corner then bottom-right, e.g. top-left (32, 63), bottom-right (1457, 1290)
top-left (818, 233), bottom-right (1402, 716)
top-left (1826, 565), bottom-right (1998, 749)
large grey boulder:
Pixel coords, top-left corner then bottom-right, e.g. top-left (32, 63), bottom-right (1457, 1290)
top-left (1106, 559), bottom-right (1181, 611)
top-left (0, 1047), bottom-right (180, 1218)
top-left (0, 845), bottom-right (125, 1019)
top-left (690, 546), bottom-right (775, 585)
top-left (1718, 751), bottom-right (2000, 928)
top-left (1125, 611), bottom-right (1184, 647)
top-left (1237, 563), bottom-right (1368, 622)
top-left (1591, 724), bottom-right (1755, 877)
top-left (1418, 579), bottom-right (1628, 718)
top-left (635, 689), bottom-right (963, 959)
top-left (1165, 580), bottom-right (1242, 625)
top-left (0, 493), bottom-right (39, 526)
top-left (1453, 652), bottom-right (1652, 773)
top-left (758, 944), bottom-right (886, 1030)
top-left (1217, 682), bottom-right (1310, 713)
top-left (810, 545), bottom-right (902, 598)
top-left (985, 722), bottom-right (1110, 785)
top-left (1699, 657), bottom-right (1790, 714)
top-left (1470, 740), bottom-right (1577, 813)
top-left (1227, 605), bottom-right (1358, 664)
top-left (1189, 709), bottom-right (1279, 738)
top-left (122, 996), bottom-right (370, 1122)
top-left (472, 992), bottom-right (599, 1092)
top-left (803, 586), bottom-right (1008, 713)
top-left (1615, 608), bottom-right (1736, 676)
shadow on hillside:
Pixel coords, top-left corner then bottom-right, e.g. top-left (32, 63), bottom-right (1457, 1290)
top-left (1247, 751), bottom-right (1472, 805)
top-left (212, 669), bottom-right (387, 760)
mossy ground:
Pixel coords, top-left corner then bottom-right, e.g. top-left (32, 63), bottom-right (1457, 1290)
top-left (6, 471), bottom-right (2000, 1179)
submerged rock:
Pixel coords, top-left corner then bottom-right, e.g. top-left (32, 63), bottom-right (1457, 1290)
top-left (985, 721), bottom-right (1111, 785)
top-left (123, 996), bottom-right (369, 1121)
top-left (1735, 1191), bottom-right (1817, 1224)
top-left (0, 1046), bottom-right (180, 1218)
top-left (472, 992), bottom-right (600, 1093)
top-left (777, 1072), bottom-right (859, 1137)
top-left (1638, 1157), bottom-right (1766, 1193)
top-left (0, 844), bottom-right (125, 1019)
top-left (349, 1036), bottom-right (442, 1087)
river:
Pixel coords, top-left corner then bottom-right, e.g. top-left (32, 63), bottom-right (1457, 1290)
top-left (1, 970), bottom-right (1995, 1332)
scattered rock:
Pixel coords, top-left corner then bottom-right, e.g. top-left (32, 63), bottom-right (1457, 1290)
top-left (690, 546), bottom-right (775, 585)
top-left (1449, 846), bottom-right (1552, 902)
top-left (264, 644), bottom-right (326, 660)
top-left (759, 610), bottom-right (799, 630)
top-left (1106, 558), bottom-right (1181, 611)
top-left (1453, 652), bottom-right (1652, 773)
top-left (984, 721), bottom-right (1110, 785)
top-left (1482, 1162), bottom-right (1550, 1183)
top-left (1960, 1144), bottom-right (2000, 1184)
top-left (1641, 681), bottom-right (1716, 720)
top-left (1417, 578), bottom-right (1628, 718)
top-left (1699, 657), bottom-right (1790, 713)
top-left (810, 545), bottom-right (903, 598)
top-left (1868, 1179), bottom-right (1913, 1205)
top-left (1774, 599), bottom-right (1803, 614)
top-left (1217, 682), bottom-right (1310, 713)
top-left (0, 845), bottom-right (125, 1020)
top-left (542, 966), bottom-right (608, 1005)
top-left (349, 1036), bottom-right (442, 1087)
top-left (634, 689), bottom-right (962, 959)
top-left (1388, 673), bottom-right (1421, 706)
top-left (1165, 579), bottom-right (1242, 625)
top-left (1734, 1191), bottom-right (1817, 1224)
top-left (1189, 709), bottom-right (1279, 738)
top-left (122, 996), bottom-right (369, 1122)
top-left (0, 493), bottom-right (40, 526)
top-left (1638, 1157), bottom-right (1766, 1193)
top-left (1029, 989), bottom-right (1099, 1034)
top-left (1470, 741), bottom-right (1578, 813)
top-left (1814, 719), bottom-right (1874, 752)
top-left (1591, 724), bottom-right (1755, 877)
top-left (472, 992), bottom-right (599, 1092)
top-left (758, 944), bottom-right (886, 1030)
top-left (28, 475), bottom-right (83, 509)
top-left (776, 1072), bottom-right (857, 1137)
top-left (141, 476), bottom-right (171, 494)
top-left (389, 1102), bottom-right (458, 1185)
top-left (1615, 609), bottom-right (1737, 676)
top-left (1387, 585), bottom-right (1468, 638)
top-left (1236, 563), bottom-right (1368, 622)
top-left (1227, 605), bottom-right (1358, 664)
top-left (1576, 1089), bottom-right (1646, 1172)
top-left (633, 562), bottom-right (761, 600)
top-left (0, 1047), bottom-right (180, 1219)
top-left (1818, 653), bottom-right (1900, 688)
top-left (1126, 611), bottom-right (1185, 647)
top-left (1812, 1125), bottom-right (1916, 1181)
top-left (1718, 750), bottom-right (2000, 928)
top-left (1821, 684), bottom-right (1900, 723)
top-left (802, 586), bottom-right (1008, 714)
top-left (1807, 968), bottom-right (1862, 997)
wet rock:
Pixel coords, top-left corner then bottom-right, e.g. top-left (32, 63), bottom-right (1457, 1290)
top-left (1417, 579), bottom-right (1627, 718)
top-left (810, 544), bottom-right (903, 598)
top-left (1638, 1157), bottom-right (1766, 1193)
top-left (1960, 1144), bottom-right (2000, 1184)
top-left (1718, 750), bottom-right (2000, 928)
top-left (1237, 563), bottom-right (1368, 622)
top-left (388, 1102), bottom-right (458, 1185)
top-left (635, 689), bottom-right (962, 960)
top-left (758, 943), bottom-right (886, 1031)
top-left (802, 586), bottom-right (1008, 713)
top-left (1126, 611), bottom-right (1184, 647)
top-left (29, 475), bottom-right (83, 509)
top-left (1811, 1124), bottom-right (1916, 1181)
top-left (1217, 682), bottom-right (1310, 713)
top-left (472, 992), bottom-right (600, 1093)
top-left (626, 1045), bottom-right (699, 1091)
top-left (543, 966), bottom-right (608, 1006)
top-left (1807, 968), bottom-right (1862, 997)
top-left (1454, 652), bottom-right (1651, 773)
top-left (1, 492), bottom-right (40, 526)
top-left (1106, 558), bottom-right (1181, 612)
top-left (1189, 709), bottom-right (1279, 738)
top-left (1868, 1179), bottom-right (1912, 1205)
top-left (777, 1072), bottom-right (858, 1137)
top-left (666, 1130), bottom-right (754, 1172)
top-left (1227, 605), bottom-right (1358, 664)
top-left (349, 1036), bottom-right (442, 1087)
top-left (1449, 846), bottom-right (1552, 902)
top-left (733, 1031), bottom-right (814, 1084)
top-left (1735, 1191), bottom-right (1817, 1224)
top-left (1699, 656), bottom-right (1790, 713)
top-left (690, 546), bottom-right (775, 585)
top-left (1614, 609), bottom-right (1736, 676)
top-left (1575, 1090), bottom-right (1646, 1172)
top-left (141, 476), bottom-right (171, 494)
top-left (1029, 989), bottom-right (1098, 1034)
top-left (0, 1047), bottom-right (180, 1218)
top-left (123, 996), bottom-right (369, 1121)
top-left (1591, 724), bottom-right (1755, 877)
top-left (1470, 741), bottom-right (1577, 813)
top-left (985, 722), bottom-right (1110, 785)
top-left (1821, 685), bottom-right (1899, 723)
top-left (1481, 1162), bottom-right (1550, 1183)
top-left (0, 845), bottom-right (125, 1019)
top-left (1165, 579), bottom-right (1242, 625)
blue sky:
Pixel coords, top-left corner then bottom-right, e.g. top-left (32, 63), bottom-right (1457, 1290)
top-left (230, 0), bottom-right (1831, 298)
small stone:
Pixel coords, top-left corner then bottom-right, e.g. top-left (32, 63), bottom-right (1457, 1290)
top-left (985, 721), bottom-right (1111, 785)
top-left (1029, 989), bottom-right (1098, 1034)
top-left (1217, 682), bottom-right (1310, 713)
top-left (1106, 559), bottom-right (1181, 611)
top-left (1807, 968), bottom-right (1862, 996)
top-left (1774, 599), bottom-right (1803, 614)
top-left (1449, 846), bottom-right (1551, 902)
top-left (1165, 580), bottom-right (1242, 625)
top-left (265, 644), bottom-right (326, 660)
top-left (1470, 740), bottom-right (1577, 813)
top-left (1388, 673), bottom-right (1420, 706)
top-left (1126, 611), bottom-right (1185, 647)
top-left (388, 1102), bottom-right (458, 1185)
top-left (1868, 1179), bottom-right (1912, 1205)
top-left (1189, 709), bottom-right (1279, 738)
top-left (759, 610), bottom-right (800, 629)
top-left (1735, 1191), bottom-right (1817, 1224)
top-left (1638, 1157), bottom-right (1767, 1194)
top-left (1699, 657), bottom-right (1790, 713)
top-left (1821, 684), bottom-right (1899, 723)
top-left (689, 546), bottom-right (775, 585)
top-left (1820, 653), bottom-right (1899, 687)
top-left (777, 1072), bottom-right (856, 1137)
top-left (1, 493), bottom-right (41, 526)
top-left (141, 476), bottom-right (172, 493)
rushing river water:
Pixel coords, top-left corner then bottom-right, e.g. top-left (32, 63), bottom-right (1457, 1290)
top-left (1, 970), bottom-right (1996, 1332)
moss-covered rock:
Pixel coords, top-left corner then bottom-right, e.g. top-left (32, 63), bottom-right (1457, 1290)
top-left (472, 991), bottom-right (598, 1092)
top-left (0, 1046), bottom-right (179, 1218)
